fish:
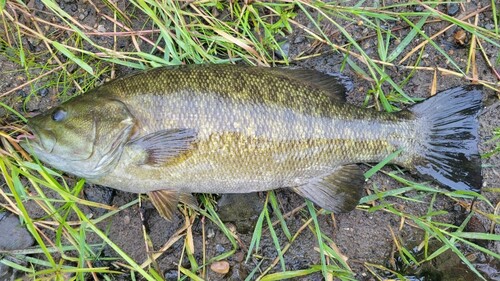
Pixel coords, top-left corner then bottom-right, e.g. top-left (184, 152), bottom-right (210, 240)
top-left (19, 64), bottom-right (483, 220)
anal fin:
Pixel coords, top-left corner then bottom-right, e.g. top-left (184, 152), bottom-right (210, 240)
top-left (293, 164), bottom-right (364, 213)
top-left (148, 190), bottom-right (197, 220)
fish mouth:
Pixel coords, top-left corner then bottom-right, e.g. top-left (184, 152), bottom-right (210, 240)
top-left (17, 126), bottom-right (37, 149)
top-left (18, 126), bottom-right (55, 153)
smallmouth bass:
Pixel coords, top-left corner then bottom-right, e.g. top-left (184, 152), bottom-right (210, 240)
top-left (20, 65), bottom-right (483, 219)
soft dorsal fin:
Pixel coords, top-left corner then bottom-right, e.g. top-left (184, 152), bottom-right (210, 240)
top-left (293, 164), bottom-right (364, 212)
top-left (127, 128), bottom-right (197, 166)
top-left (267, 68), bottom-right (352, 102)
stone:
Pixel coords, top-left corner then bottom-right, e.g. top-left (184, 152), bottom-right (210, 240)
top-left (217, 193), bottom-right (264, 234)
top-left (447, 3), bottom-right (460, 16)
top-left (210, 261), bottom-right (230, 274)
top-left (0, 212), bottom-right (34, 251)
top-left (0, 212), bottom-right (34, 280)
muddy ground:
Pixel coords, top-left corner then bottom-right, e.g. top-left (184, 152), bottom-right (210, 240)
top-left (0, 1), bottom-right (499, 280)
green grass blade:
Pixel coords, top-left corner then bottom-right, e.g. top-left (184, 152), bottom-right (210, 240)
top-left (364, 148), bottom-right (403, 179)
top-left (0, 102), bottom-right (27, 122)
top-left (451, 232), bottom-right (500, 241)
top-left (245, 206), bottom-right (266, 263)
top-left (265, 207), bottom-right (286, 271)
top-left (260, 267), bottom-right (321, 281)
top-left (52, 42), bottom-right (94, 76)
top-left (387, 12), bottom-right (429, 62)
top-left (80, 219), bottom-right (157, 281)
top-left (179, 267), bottom-right (203, 281)
top-left (359, 186), bottom-right (413, 204)
top-left (0, 258), bottom-right (34, 274)
top-left (199, 195), bottom-right (238, 262)
top-left (268, 191), bottom-right (292, 240)
top-left (492, 0), bottom-right (499, 34)
top-left (411, 216), bottom-right (487, 280)
top-left (305, 201), bottom-right (327, 279)
top-left (244, 259), bottom-right (263, 281)
top-left (0, 160), bottom-right (56, 266)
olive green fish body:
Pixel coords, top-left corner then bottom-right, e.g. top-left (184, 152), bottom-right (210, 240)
top-left (21, 65), bottom-right (482, 218)
top-left (93, 66), bottom-right (413, 193)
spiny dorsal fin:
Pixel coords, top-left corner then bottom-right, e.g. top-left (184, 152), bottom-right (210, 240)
top-left (127, 128), bottom-right (197, 166)
top-left (148, 190), bottom-right (197, 220)
top-left (266, 68), bottom-right (352, 102)
top-left (293, 164), bottom-right (364, 212)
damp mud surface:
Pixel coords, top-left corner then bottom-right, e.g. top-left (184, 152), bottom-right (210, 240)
top-left (0, 1), bottom-right (499, 280)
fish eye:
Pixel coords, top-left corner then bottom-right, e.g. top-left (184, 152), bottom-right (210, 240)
top-left (51, 108), bottom-right (67, 122)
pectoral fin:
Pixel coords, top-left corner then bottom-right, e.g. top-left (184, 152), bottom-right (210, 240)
top-left (148, 190), bottom-right (197, 220)
top-left (293, 164), bottom-right (364, 212)
top-left (127, 128), bottom-right (197, 166)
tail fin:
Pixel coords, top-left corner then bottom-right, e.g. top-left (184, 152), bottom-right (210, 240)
top-left (410, 85), bottom-right (483, 192)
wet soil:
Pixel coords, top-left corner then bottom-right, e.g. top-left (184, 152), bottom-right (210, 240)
top-left (0, 1), bottom-right (499, 280)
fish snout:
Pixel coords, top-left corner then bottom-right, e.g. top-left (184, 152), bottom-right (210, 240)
top-left (20, 126), bottom-right (56, 153)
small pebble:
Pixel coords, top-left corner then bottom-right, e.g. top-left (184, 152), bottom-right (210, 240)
top-left (39, 88), bottom-right (49, 97)
top-left (447, 3), bottom-right (460, 16)
top-left (233, 251), bottom-right (244, 263)
top-left (215, 244), bottom-right (225, 253)
top-left (17, 90), bottom-right (27, 98)
top-left (227, 223), bottom-right (236, 234)
top-left (68, 4), bottom-right (77, 12)
top-left (277, 42), bottom-right (289, 59)
top-left (466, 253), bottom-right (477, 262)
top-left (293, 35), bottom-right (305, 44)
top-left (453, 29), bottom-right (468, 46)
top-left (27, 37), bottom-right (41, 48)
top-left (78, 10), bottom-right (89, 20)
top-left (210, 261), bottom-right (230, 274)
top-left (206, 227), bottom-right (215, 238)
top-left (164, 269), bottom-right (178, 281)
top-left (211, 7), bottom-right (220, 18)
top-left (97, 25), bottom-right (106, 33)
top-left (413, 5), bottom-right (424, 12)
top-left (485, 23), bottom-right (494, 30)
top-left (27, 0), bottom-right (35, 9)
